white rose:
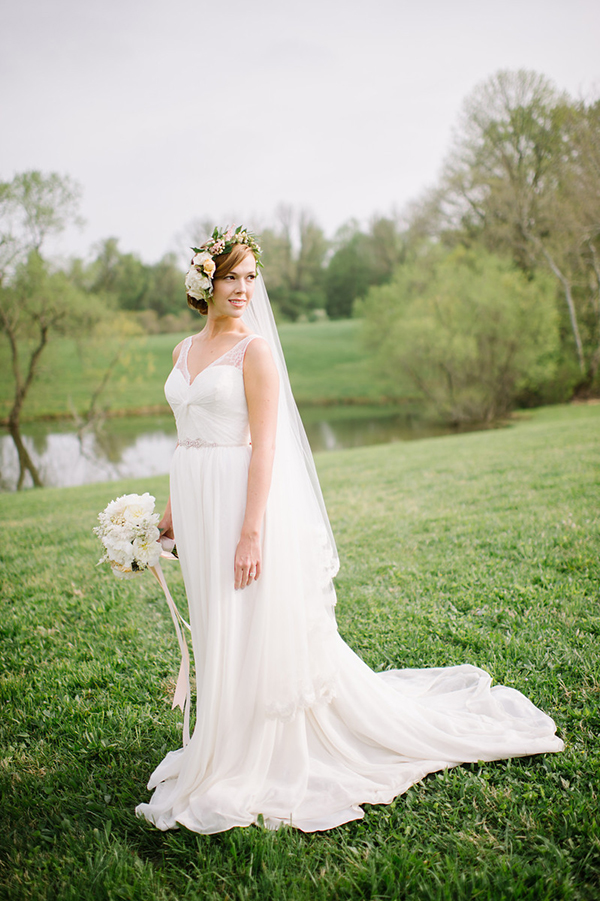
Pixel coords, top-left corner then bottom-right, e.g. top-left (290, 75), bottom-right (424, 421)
top-left (192, 250), bottom-right (212, 267)
top-left (185, 268), bottom-right (211, 299)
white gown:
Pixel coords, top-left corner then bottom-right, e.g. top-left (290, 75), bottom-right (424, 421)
top-left (136, 333), bottom-right (563, 834)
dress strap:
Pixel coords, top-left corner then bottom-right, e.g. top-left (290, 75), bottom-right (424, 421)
top-left (175, 336), bottom-right (194, 383)
top-left (214, 334), bottom-right (260, 372)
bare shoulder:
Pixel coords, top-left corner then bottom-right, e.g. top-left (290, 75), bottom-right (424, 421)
top-left (244, 337), bottom-right (279, 384)
top-left (244, 336), bottom-right (273, 364)
top-left (172, 335), bottom-right (191, 365)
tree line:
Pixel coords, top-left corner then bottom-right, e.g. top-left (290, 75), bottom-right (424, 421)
top-left (2, 68), bottom-right (599, 486)
top-left (362, 69), bottom-right (600, 423)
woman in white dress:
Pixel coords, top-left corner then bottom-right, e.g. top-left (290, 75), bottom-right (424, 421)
top-left (136, 226), bottom-right (563, 834)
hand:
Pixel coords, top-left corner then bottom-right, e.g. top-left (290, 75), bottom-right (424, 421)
top-left (234, 532), bottom-right (261, 590)
top-left (158, 501), bottom-right (174, 541)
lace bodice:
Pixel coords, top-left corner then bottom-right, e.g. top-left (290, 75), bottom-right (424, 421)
top-left (165, 334), bottom-right (258, 448)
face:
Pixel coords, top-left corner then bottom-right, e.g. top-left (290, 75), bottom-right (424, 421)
top-left (209, 251), bottom-right (257, 320)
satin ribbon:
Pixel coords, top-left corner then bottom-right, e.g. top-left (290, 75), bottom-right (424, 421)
top-left (149, 561), bottom-right (191, 747)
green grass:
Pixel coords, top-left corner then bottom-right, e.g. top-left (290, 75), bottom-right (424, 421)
top-left (0, 320), bottom-right (404, 423)
top-left (1, 402), bottom-right (599, 900)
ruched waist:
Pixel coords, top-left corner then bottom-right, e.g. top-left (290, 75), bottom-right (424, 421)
top-left (177, 437), bottom-right (251, 449)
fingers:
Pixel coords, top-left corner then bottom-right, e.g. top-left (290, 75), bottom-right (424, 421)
top-left (234, 560), bottom-right (260, 590)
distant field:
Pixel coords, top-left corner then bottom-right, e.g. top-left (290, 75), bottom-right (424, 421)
top-left (1, 402), bottom-right (598, 899)
top-left (0, 319), bottom-right (408, 422)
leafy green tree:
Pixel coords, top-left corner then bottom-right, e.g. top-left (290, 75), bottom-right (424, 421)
top-left (260, 208), bottom-right (328, 320)
top-left (144, 253), bottom-right (185, 317)
top-left (420, 70), bottom-right (600, 389)
top-left (325, 231), bottom-right (373, 318)
top-left (1, 252), bottom-right (100, 487)
top-left (87, 237), bottom-right (149, 311)
top-left (0, 171), bottom-right (100, 488)
top-left (361, 246), bottom-right (559, 424)
top-left (75, 242), bottom-right (187, 324)
top-left (325, 217), bottom-right (406, 319)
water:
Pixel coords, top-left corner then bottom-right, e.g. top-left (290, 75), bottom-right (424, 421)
top-left (0, 407), bottom-right (478, 491)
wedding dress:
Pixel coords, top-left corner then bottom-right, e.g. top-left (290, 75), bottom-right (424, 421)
top-left (135, 280), bottom-right (563, 834)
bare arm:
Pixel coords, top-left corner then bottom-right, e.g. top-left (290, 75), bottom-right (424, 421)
top-left (234, 337), bottom-right (279, 590)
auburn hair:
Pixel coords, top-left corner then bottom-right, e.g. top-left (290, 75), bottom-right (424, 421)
top-left (187, 244), bottom-right (255, 315)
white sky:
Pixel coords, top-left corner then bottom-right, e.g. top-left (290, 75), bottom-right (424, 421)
top-left (1, 0), bottom-right (599, 263)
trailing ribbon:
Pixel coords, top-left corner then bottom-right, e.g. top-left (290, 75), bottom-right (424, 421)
top-left (149, 561), bottom-right (191, 747)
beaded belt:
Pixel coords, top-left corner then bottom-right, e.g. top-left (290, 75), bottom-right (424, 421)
top-left (178, 438), bottom-right (249, 449)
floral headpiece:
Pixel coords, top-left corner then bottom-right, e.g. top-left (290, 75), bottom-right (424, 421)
top-left (184, 225), bottom-right (262, 303)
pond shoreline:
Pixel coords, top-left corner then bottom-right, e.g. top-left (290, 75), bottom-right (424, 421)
top-left (0, 395), bottom-right (422, 427)
top-left (0, 403), bottom-right (505, 492)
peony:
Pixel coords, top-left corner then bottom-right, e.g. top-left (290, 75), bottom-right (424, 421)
top-left (104, 536), bottom-right (135, 567)
top-left (121, 492), bottom-right (156, 519)
top-left (94, 492), bottom-right (163, 578)
top-left (185, 268), bottom-right (211, 299)
top-left (133, 533), bottom-right (162, 568)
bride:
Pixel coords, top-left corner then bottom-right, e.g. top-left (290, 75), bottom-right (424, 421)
top-left (135, 225), bottom-right (563, 834)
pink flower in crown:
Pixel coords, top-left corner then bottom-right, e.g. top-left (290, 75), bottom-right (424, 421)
top-left (224, 225), bottom-right (236, 240)
top-left (210, 240), bottom-right (225, 255)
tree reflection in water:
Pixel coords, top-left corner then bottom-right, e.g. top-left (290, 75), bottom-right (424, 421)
top-left (0, 407), bottom-right (484, 491)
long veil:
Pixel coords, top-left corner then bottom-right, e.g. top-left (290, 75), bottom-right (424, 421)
top-left (243, 274), bottom-right (339, 581)
top-left (242, 274), bottom-right (341, 718)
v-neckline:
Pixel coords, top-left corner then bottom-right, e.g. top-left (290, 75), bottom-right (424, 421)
top-left (183, 334), bottom-right (251, 387)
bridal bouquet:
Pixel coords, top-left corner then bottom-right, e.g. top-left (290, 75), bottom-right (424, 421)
top-left (94, 492), bottom-right (162, 578)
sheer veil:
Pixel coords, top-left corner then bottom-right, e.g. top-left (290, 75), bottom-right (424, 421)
top-left (242, 273), bottom-right (340, 718)
top-left (243, 273), bottom-right (339, 581)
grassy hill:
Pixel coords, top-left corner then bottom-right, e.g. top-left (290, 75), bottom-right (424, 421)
top-left (1, 402), bottom-right (598, 899)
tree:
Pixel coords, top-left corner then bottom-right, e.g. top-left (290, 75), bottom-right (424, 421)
top-left (87, 237), bottom-right (149, 311)
top-left (144, 253), bottom-right (185, 317)
top-left (425, 70), bottom-right (600, 389)
top-left (325, 217), bottom-right (407, 318)
top-left (260, 207), bottom-right (328, 320)
top-left (361, 246), bottom-right (559, 424)
top-left (325, 230), bottom-right (373, 318)
top-left (0, 171), bottom-right (97, 489)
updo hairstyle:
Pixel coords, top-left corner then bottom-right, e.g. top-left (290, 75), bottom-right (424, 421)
top-left (187, 244), bottom-right (255, 315)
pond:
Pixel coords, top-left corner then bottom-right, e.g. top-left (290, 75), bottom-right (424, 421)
top-left (0, 406), bottom-right (482, 492)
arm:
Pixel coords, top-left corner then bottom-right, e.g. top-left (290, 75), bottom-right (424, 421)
top-left (234, 338), bottom-right (279, 590)
top-left (158, 340), bottom-right (184, 539)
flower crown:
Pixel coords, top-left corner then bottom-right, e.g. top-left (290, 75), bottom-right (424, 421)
top-left (184, 225), bottom-right (262, 303)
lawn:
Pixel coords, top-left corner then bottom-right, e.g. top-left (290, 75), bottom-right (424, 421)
top-left (0, 320), bottom-right (406, 423)
top-left (0, 403), bottom-right (598, 900)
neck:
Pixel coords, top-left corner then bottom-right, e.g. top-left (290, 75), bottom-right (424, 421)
top-left (201, 313), bottom-right (246, 340)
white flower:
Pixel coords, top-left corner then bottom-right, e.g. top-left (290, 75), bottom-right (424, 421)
top-left (95, 492), bottom-right (162, 578)
top-left (192, 250), bottom-right (212, 267)
top-left (104, 536), bottom-right (135, 567)
top-left (185, 268), bottom-right (211, 299)
top-left (133, 532), bottom-right (161, 568)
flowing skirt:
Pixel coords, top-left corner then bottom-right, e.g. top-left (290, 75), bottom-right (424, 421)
top-left (135, 445), bottom-right (563, 833)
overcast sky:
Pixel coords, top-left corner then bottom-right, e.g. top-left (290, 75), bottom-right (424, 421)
top-left (1, 0), bottom-right (598, 263)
